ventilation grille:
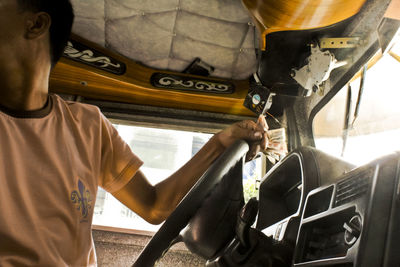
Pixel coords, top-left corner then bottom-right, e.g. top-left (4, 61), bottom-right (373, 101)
top-left (335, 170), bottom-right (373, 207)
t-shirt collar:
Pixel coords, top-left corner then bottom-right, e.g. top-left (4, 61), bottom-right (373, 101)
top-left (0, 96), bottom-right (53, 118)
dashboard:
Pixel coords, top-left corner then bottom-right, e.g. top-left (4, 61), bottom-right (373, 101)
top-left (255, 147), bottom-right (400, 267)
top-left (182, 146), bottom-right (400, 267)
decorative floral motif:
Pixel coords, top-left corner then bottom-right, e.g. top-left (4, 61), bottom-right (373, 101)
top-left (151, 73), bottom-right (234, 94)
top-left (63, 40), bottom-right (126, 75)
top-left (65, 41), bottom-right (120, 68)
top-left (159, 77), bottom-right (195, 88)
top-left (194, 81), bottom-right (230, 92)
top-left (71, 180), bottom-right (92, 220)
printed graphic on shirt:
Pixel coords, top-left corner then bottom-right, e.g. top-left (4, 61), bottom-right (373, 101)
top-left (71, 179), bottom-right (92, 222)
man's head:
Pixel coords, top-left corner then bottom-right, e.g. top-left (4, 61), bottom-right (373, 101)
top-left (16, 0), bottom-right (74, 66)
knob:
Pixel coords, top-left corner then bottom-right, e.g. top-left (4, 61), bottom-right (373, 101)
top-left (343, 215), bottom-right (362, 246)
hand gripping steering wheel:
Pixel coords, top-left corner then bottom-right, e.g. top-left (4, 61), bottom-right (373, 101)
top-left (132, 140), bottom-right (249, 267)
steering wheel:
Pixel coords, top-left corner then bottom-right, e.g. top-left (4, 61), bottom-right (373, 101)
top-left (132, 140), bottom-right (249, 267)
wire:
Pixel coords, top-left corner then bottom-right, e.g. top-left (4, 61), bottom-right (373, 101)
top-left (265, 111), bottom-right (285, 127)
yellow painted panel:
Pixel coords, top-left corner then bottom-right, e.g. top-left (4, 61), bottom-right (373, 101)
top-left (49, 34), bottom-right (254, 116)
top-left (242, 0), bottom-right (367, 49)
top-left (49, 59), bottom-right (254, 116)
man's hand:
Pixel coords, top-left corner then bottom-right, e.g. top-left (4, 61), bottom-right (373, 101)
top-left (216, 115), bottom-right (269, 161)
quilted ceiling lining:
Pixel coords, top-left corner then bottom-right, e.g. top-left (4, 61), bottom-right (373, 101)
top-left (71, 0), bottom-right (258, 80)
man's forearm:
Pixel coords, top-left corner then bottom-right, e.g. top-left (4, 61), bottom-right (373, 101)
top-left (151, 134), bottom-right (226, 221)
top-left (112, 118), bottom-right (267, 224)
top-left (112, 134), bottom-right (226, 224)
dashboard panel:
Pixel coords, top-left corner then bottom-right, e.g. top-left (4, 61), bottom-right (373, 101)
top-left (257, 148), bottom-right (400, 266)
top-left (203, 148), bottom-right (400, 267)
top-left (293, 152), bottom-right (400, 267)
top-left (256, 147), bottom-right (355, 245)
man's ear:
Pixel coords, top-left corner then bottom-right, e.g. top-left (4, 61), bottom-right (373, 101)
top-left (25, 12), bottom-right (51, 40)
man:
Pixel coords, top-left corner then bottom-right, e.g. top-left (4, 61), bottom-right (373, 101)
top-left (0, 0), bottom-right (268, 265)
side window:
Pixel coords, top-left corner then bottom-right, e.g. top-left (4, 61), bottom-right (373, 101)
top-left (313, 42), bottom-right (400, 166)
top-left (93, 124), bottom-right (264, 232)
top-left (243, 157), bottom-right (263, 202)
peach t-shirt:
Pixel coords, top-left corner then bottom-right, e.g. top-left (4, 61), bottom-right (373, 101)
top-left (0, 94), bottom-right (143, 266)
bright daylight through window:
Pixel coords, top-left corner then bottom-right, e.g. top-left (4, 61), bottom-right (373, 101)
top-left (93, 124), bottom-right (262, 232)
top-left (313, 37), bottom-right (400, 166)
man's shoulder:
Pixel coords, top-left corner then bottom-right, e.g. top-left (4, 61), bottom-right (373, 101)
top-left (51, 94), bottom-right (102, 117)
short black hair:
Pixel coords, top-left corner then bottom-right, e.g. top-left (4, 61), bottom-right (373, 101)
top-left (17, 0), bottom-right (74, 66)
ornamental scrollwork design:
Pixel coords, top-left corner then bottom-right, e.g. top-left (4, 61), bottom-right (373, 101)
top-left (151, 73), bottom-right (234, 94)
top-left (194, 81), bottom-right (230, 92)
top-left (65, 41), bottom-right (121, 68)
top-left (159, 77), bottom-right (195, 88)
top-left (63, 40), bottom-right (126, 75)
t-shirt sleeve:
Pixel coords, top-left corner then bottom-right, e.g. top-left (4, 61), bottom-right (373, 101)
top-left (98, 113), bottom-right (143, 193)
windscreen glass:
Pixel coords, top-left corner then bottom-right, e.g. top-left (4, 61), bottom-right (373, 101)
top-left (313, 40), bottom-right (400, 166)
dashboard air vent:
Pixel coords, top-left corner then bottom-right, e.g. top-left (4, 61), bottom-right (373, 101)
top-left (335, 170), bottom-right (373, 207)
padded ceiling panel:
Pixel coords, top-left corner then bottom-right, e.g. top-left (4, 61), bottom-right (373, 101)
top-left (71, 0), bottom-right (257, 80)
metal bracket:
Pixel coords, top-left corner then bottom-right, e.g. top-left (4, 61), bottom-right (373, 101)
top-left (291, 42), bottom-right (347, 96)
top-left (320, 37), bottom-right (361, 49)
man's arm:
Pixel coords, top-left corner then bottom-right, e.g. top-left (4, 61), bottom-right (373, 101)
top-left (112, 118), bottom-right (268, 224)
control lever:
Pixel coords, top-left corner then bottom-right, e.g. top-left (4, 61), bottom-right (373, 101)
top-left (343, 215), bottom-right (362, 246)
top-left (236, 197), bottom-right (259, 247)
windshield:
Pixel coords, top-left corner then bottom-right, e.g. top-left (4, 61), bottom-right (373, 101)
top-left (313, 40), bottom-right (400, 166)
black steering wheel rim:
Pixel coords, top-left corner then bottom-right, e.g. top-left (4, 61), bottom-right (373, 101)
top-left (132, 140), bottom-right (249, 267)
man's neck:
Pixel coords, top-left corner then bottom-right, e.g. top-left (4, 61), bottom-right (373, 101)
top-left (0, 65), bottom-right (50, 111)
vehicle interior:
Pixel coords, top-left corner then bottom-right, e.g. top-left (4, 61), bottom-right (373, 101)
top-left (50, 0), bottom-right (400, 266)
